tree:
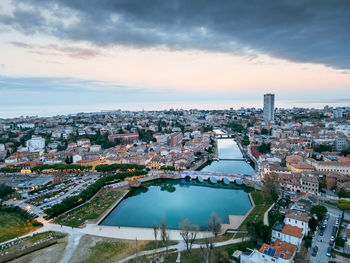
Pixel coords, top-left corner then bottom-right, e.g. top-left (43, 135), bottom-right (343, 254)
top-left (161, 219), bottom-right (170, 257)
top-left (207, 212), bottom-right (222, 237)
top-left (242, 135), bottom-right (250, 146)
top-left (308, 217), bottom-right (318, 232)
top-left (153, 222), bottom-right (158, 253)
top-left (310, 205), bottom-right (327, 222)
top-left (263, 172), bottom-right (279, 202)
top-left (200, 236), bottom-right (214, 263)
top-left (0, 184), bottom-right (15, 199)
top-left (179, 218), bottom-right (199, 253)
top-left (261, 128), bottom-right (269, 135)
top-left (338, 188), bottom-right (348, 198)
top-left (258, 143), bottom-right (271, 154)
top-left (341, 148), bottom-right (350, 157)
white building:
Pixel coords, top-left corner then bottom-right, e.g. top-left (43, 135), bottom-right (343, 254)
top-left (271, 222), bottom-right (304, 246)
top-left (0, 143), bottom-right (5, 151)
top-left (284, 210), bottom-right (309, 235)
top-left (240, 240), bottom-right (297, 263)
top-left (26, 136), bottom-right (45, 152)
top-left (73, 154), bottom-right (83, 164)
top-left (17, 123), bottom-right (35, 129)
top-left (263, 93), bottom-right (275, 121)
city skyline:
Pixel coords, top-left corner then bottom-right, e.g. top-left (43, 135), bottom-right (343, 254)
top-left (1, 1), bottom-right (350, 117)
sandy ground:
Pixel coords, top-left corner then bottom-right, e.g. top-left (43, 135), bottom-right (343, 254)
top-left (9, 237), bottom-right (68, 263)
top-left (68, 235), bottom-right (101, 263)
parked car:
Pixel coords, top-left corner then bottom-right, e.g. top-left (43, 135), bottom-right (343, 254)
top-left (312, 246), bottom-right (318, 257)
top-left (329, 240), bottom-right (334, 246)
top-left (326, 247), bottom-right (332, 257)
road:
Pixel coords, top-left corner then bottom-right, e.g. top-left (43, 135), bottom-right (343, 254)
top-left (310, 210), bottom-right (341, 263)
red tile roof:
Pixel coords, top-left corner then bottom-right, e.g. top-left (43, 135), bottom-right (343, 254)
top-left (281, 225), bottom-right (303, 238)
top-left (259, 240), bottom-right (297, 260)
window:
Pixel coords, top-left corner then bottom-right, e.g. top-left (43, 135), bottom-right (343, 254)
top-left (302, 222), bottom-right (304, 225)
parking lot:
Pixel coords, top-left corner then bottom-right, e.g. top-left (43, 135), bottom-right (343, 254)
top-left (8, 174), bottom-right (99, 220)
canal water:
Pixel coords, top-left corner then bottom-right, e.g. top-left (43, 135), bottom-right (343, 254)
top-left (100, 179), bottom-right (252, 229)
top-left (100, 129), bottom-right (254, 229)
top-left (201, 135), bottom-right (254, 175)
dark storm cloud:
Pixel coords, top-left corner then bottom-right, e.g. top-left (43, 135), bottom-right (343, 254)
top-left (3, 0), bottom-right (350, 68)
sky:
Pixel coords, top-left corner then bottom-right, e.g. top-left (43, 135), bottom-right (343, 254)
top-left (0, 0), bottom-right (350, 117)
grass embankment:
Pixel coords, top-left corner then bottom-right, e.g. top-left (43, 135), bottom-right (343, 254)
top-left (130, 241), bottom-right (259, 263)
top-left (337, 200), bottom-right (350, 211)
top-left (54, 188), bottom-right (126, 227)
top-left (239, 190), bottom-right (274, 230)
top-left (0, 231), bottom-right (66, 262)
top-left (75, 235), bottom-right (177, 263)
top-left (0, 207), bottom-right (42, 243)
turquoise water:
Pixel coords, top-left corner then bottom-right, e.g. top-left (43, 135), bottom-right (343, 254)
top-left (201, 160), bottom-right (254, 175)
top-left (201, 138), bottom-right (254, 175)
top-left (101, 179), bottom-right (251, 229)
top-left (216, 139), bottom-right (244, 159)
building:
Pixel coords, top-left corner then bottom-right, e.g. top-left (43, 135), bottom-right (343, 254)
top-left (335, 137), bottom-right (348, 151)
top-left (271, 222), bottom-right (304, 246)
top-left (26, 136), bottom-right (45, 152)
top-left (263, 93), bottom-right (275, 121)
top-left (168, 132), bottom-right (183, 146)
top-left (308, 160), bottom-right (350, 175)
top-left (108, 133), bottom-right (139, 144)
top-left (300, 174), bottom-right (319, 194)
top-left (240, 240), bottom-right (297, 263)
top-left (284, 210), bottom-right (309, 235)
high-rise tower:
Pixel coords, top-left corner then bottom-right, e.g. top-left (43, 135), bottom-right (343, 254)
top-left (263, 93), bottom-right (275, 121)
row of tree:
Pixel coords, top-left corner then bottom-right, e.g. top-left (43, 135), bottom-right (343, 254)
top-left (152, 212), bottom-right (222, 262)
top-left (95, 164), bottom-right (146, 172)
top-left (32, 164), bottom-right (92, 172)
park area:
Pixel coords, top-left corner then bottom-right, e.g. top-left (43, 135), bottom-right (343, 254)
top-left (0, 206), bottom-right (43, 243)
top-left (54, 188), bottom-right (126, 227)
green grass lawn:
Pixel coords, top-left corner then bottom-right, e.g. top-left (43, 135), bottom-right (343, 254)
top-left (239, 190), bottom-right (274, 230)
top-left (54, 188), bottom-right (125, 227)
top-left (0, 212), bottom-right (41, 242)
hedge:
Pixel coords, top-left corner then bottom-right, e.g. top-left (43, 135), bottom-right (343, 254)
top-left (95, 164), bottom-right (145, 172)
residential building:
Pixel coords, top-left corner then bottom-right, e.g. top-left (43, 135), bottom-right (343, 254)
top-left (300, 174), bottom-right (319, 194)
top-left (263, 93), bottom-right (275, 121)
top-left (240, 240), bottom-right (297, 263)
top-left (26, 136), bottom-right (45, 152)
top-left (272, 222), bottom-right (304, 246)
top-left (284, 210), bottom-right (309, 235)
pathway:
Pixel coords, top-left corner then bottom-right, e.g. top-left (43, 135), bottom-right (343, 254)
top-left (118, 237), bottom-right (250, 263)
top-left (263, 202), bottom-right (275, 226)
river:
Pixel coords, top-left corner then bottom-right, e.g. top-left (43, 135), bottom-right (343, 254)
top-left (201, 130), bottom-right (255, 175)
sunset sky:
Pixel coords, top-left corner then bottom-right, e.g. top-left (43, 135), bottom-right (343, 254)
top-left (1, 0), bottom-right (350, 117)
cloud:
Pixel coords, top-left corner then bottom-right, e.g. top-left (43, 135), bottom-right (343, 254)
top-left (9, 41), bottom-right (101, 59)
top-left (1, 1), bottom-right (350, 69)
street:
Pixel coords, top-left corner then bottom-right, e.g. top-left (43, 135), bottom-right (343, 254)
top-left (310, 210), bottom-right (342, 263)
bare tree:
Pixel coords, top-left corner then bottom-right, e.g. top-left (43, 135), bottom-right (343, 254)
top-left (207, 212), bottom-right (222, 237)
top-left (200, 236), bottom-right (214, 263)
top-left (153, 222), bottom-right (158, 253)
top-left (179, 218), bottom-right (199, 253)
top-left (161, 219), bottom-right (170, 257)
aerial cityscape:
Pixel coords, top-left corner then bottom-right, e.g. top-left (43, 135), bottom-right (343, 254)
top-left (1, 1), bottom-right (350, 263)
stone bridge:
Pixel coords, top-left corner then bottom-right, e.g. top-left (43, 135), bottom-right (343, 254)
top-left (157, 170), bottom-right (263, 189)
